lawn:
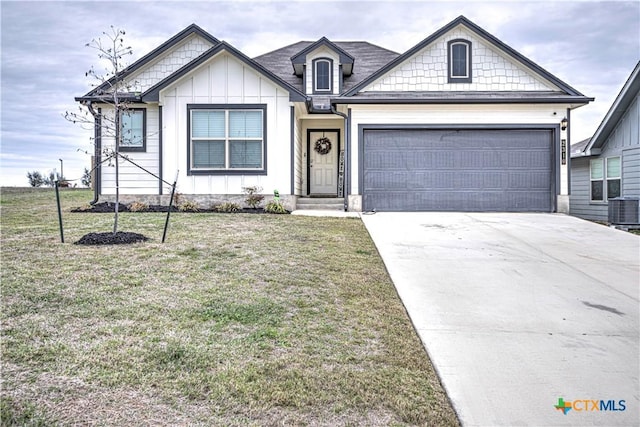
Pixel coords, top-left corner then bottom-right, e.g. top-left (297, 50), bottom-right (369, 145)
top-left (0, 187), bottom-right (458, 426)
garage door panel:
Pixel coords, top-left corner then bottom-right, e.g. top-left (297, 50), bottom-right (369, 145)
top-left (363, 129), bottom-right (553, 212)
top-left (508, 172), bottom-right (550, 189)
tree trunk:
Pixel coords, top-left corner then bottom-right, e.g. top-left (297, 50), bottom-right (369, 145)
top-left (113, 108), bottom-right (120, 234)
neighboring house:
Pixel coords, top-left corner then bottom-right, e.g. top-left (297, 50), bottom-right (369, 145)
top-left (570, 61), bottom-right (640, 221)
top-left (76, 16), bottom-right (592, 212)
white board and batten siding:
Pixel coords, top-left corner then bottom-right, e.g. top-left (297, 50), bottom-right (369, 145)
top-left (100, 106), bottom-right (160, 195)
top-left (570, 95), bottom-right (640, 221)
top-left (161, 52), bottom-right (292, 196)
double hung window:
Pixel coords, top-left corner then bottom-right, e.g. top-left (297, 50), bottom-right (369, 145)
top-left (590, 157), bottom-right (621, 201)
top-left (120, 109), bottom-right (146, 152)
top-left (189, 106), bottom-right (265, 173)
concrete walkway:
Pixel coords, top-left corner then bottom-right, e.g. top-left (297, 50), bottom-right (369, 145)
top-left (291, 210), bottom-right (360, 218)
top-left (362, 213), bottom-right (639, 426)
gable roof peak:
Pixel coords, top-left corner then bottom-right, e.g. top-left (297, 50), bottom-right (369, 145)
top-left (140, 39), bottom-right (306, 103)
top-left (290, 36), bottom-right (354, 62)
top-left (80, 23), bottom-right (220, 98)
top-left (583, 61), bottom-right (640, 155)
top-left (290, 36), bottom-right (355, 76)
top-left (343, 15), bottom-right (588, 98)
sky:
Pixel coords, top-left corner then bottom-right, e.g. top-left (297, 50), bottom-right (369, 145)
top-left (1, 0), bottom-right (639, 187)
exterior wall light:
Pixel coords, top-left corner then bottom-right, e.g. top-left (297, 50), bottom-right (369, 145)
top-left (561, 117), bottom-right (568, 131)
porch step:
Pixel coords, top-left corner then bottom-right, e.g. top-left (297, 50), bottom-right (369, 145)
top-left (296, 198), bottom-right (344, 211)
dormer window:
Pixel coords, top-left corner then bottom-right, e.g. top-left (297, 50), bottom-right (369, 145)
top-left (448, 39), bottom-right (472, 83)
top-left (313, 58), bottom-right (333, 93)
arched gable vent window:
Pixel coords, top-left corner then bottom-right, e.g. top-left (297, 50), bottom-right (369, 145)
top-left (313, 58), bottom-right (333, 93)
top-left (448, 39), bottom-right (472, 83)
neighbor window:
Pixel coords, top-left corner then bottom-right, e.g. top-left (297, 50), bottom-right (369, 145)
top-left (313, 58), bottom-right (332, 93)
top-left (120, 109), bottom-right (146, 152)
top-left (590, 156), bottom-right (621, 201)
top-left (606, 156), bottom-right (621, 199)
top-left (590, 159), bottom-right (604, 201)
top-left (188, 105), bottom-right (265, 173)
top-left (448, 39), bottom-right (472, 83)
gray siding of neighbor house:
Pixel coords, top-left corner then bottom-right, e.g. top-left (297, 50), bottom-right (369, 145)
top-left (570, 95), bottom-right (640, 221)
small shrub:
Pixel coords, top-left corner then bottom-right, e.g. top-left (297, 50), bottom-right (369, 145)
top-left (173, 192), bottom-right (183, 207)
top-left (178, 200), bottom-right (200, 212)
top-left (264, 200), bottom-right (288, 214)
top-left (128, 201), bottom-right (149, 212)
top-left (216, 202), bottom-right (241, 213)
top-left (242, 186), bottom-right (264, 209)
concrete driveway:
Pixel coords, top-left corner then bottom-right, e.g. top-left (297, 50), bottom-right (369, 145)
top-left (361, 213), bottom-right (639, 426)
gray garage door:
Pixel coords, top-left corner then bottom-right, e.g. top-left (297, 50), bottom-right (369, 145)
top-left (363, 129), bottom-right (554, 212)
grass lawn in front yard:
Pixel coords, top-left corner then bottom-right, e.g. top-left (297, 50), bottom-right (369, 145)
top-left (0, 187), bottom-right (458, 426)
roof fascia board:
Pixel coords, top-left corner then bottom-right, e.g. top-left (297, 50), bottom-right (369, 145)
top-left (74, 95), bottom-right (144, 103)
top-left (83, 24), bottom-right (220, 98)
top-left (343, 15), bottom-right (586, 97)
top-left (141, 41), bottom-right (307, 102)
top-left (331, 96), bottom-right (593, 105)
top-left (585, 61), bottom-right (640, 152)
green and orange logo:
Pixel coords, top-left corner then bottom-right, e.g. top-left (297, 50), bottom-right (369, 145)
top-left (555, 398), bottom-right (572, 414)
top-left (554, 397), bottom-right (626, 415)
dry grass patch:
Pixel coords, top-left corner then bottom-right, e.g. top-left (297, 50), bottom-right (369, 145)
top-left (1, 187), bottom-right (458, 426)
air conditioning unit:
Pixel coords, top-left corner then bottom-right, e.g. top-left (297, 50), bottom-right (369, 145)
top-left (608, 197), bottom-right (640, 225)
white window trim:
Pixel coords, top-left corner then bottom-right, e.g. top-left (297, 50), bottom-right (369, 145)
top-left (450, 42), bottom-right (470, 78)
top-left (606, 156), bottom-right (621, 200)
top-left (447, 39), bottom-right (472, 83)
top-left (590, 158), bottom-right (604, 202)
top-left (119, 108), bottom-right (146, 152)
top-left (313, 58), bottom-right (332, 93)
top-left (590, 156), bottom-right (622, 202)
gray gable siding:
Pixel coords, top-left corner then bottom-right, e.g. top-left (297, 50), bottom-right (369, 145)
top-left (623, 147), bottom-right (640, 196)
top-left (570, 94), bottom-right (640, 221)
top-left (570, 157), bottom-right (598, 219)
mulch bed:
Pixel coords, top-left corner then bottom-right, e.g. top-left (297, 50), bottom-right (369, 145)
top-left (72, 202), bottom-right (178, 213)
top-left (75, 232), bottom-right (150, 245)
top-left (71, 202), bottom-right (275, 214)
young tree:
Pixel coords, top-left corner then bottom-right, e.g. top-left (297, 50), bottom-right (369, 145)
top-left (65, 26), bottom-right (134, 234)
top-left (26, 171), bottom-right (45, 187)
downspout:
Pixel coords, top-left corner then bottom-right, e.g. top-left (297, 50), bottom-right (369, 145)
top-left (331, 104), bottom-right (349, 211)
top-left (84, 101), bottom-right (101, 205)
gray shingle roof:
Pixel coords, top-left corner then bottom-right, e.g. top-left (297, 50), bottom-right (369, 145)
top-left (570, 138), bottom-right (591, 157)
top-left (253, 41), bottom-right (399, 94)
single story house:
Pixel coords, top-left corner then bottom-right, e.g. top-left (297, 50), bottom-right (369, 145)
top-left (570, 61), bottom-right (640, 222)
top-left (76, 15), bottom-right (592, 212)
